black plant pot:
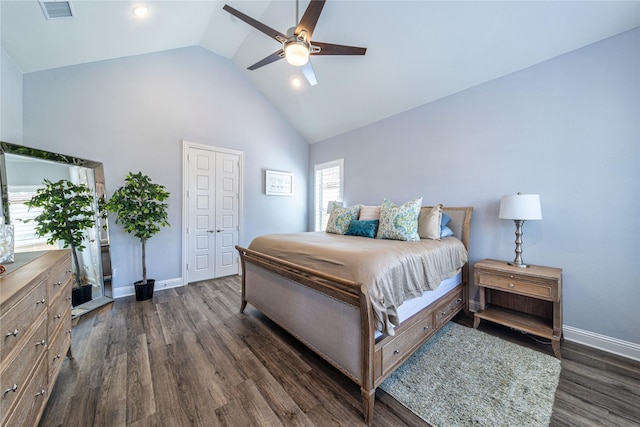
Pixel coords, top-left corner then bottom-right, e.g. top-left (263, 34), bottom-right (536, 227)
top-left (134, 279), bottom-right (155, 301)
top-left (72, 284), bottom-right (93, 307)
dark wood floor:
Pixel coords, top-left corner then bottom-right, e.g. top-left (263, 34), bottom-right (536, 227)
top-left (39, 276), bottom-right (640, 427)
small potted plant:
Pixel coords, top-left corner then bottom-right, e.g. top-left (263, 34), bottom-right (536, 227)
top-left (25, 179), bottom-right (96, 306)
top-left (106, 172), bottom-right (170, 301)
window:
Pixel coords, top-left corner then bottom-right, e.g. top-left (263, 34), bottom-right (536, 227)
top-left (314, 159), bottom-right (343, 231)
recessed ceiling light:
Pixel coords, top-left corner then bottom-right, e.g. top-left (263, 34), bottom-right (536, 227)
top-left (132, 5), bottom-right (148, 17)
top-left (291, 77), bottom-right (302, 88)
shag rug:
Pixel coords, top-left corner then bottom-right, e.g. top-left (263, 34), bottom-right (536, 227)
top-left (379, 322), bottom-right (561, 427)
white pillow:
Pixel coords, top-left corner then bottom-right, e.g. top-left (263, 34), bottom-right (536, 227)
top-left (359, 205), bottom-right (381, 220)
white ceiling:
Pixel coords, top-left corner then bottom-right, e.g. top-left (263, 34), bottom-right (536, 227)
top-left (2, 1), bottom-right (639, 143)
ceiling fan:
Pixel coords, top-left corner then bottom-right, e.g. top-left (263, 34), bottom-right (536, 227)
top-left (223, 0), bottom-right (366, 86)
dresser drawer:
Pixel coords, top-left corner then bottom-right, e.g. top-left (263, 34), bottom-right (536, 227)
top-left (47, 256), bottom-right (72, 304)
top-left (435, 290), bottom-right (464, 328)
top-left (0, 315), bottom-right (47, 422)
top-left (1, 283), bottom-right (47, 361)
top-left (381, 312), bottom-right (434, 375)
top-left (48, 317), bottom-right (72, 384)
top-left (477, 271), bottom-right (555, 301)
top-left (48, 291), bottom-right (72, 336)
top-left (2, 359), bottom-right (48, 427)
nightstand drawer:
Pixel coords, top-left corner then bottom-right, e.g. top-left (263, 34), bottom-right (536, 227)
top-left (477, 271), bottom-right (555, 301)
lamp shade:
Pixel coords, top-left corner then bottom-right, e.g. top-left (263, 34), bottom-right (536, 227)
top-left (499, 194), bottom-right (542, 220)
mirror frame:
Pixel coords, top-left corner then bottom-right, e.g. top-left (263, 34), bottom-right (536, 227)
top-left (0, 141), bottom-right (113, 307)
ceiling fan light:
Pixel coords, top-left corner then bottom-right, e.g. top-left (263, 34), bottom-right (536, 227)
top-left (284, 41), bottom-right (309, 66)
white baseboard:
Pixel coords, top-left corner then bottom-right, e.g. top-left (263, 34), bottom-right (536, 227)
top-left (468, 301), bottom-right (639, 362)
top-left (564, 325), bottom-right (640, 362)
top-left (112, 277), bottom-right (184, 299)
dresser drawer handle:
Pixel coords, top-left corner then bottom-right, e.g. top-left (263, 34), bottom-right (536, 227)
top-left (36, 299), bottom-right (46, 305)
top-left (66, 269), bottom-right (72, 273)
top-left (4, 384), bottom-right (18, 395)
top-left (423, 326), bottom-right (430, 331)
top-left (35, 389), bottom-right (46, 397)
top-left (5, 329), bottom-right (19, 337)
top-left (441, 311), bottom-right (447, 316)
top-left (35, 339), bottom-right (47, 347)
top-left (54, 281), bottom-right (62, 286)
top-left (508, 283), bottom-right (515, 288)
top-left (53, 353), bottom-right (62, 360)
top-left (393, 349), bottom-right (400, 355)
top-left (456, 298), bottom-right (462, 303)
top-left (54, 314), bottom-right (62, 320)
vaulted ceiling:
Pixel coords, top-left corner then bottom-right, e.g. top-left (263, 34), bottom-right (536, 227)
top-left (2, 1), bottom-right (639, 143)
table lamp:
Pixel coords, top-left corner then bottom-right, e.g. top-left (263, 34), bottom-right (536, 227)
top-left (499, 193), bottom-right (542, 267)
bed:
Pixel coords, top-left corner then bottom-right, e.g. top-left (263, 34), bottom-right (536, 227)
top-left (236, 206), bottom-right (472, 424)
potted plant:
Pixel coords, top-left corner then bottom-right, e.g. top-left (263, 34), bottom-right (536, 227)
top-left (25, 179), bottom-right (96, 306)
top-left (105, 172), bottom-right (170, 301)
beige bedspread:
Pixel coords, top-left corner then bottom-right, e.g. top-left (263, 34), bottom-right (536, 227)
top-left (248, 232), bottom-right (468, 336)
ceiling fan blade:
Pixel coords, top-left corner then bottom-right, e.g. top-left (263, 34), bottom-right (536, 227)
top-left (294, 0), bottom-right (326, 41)
top-left (247, 50), bottom-right (285, 70)
top-left (301, 61), bottom-right (318, 86)
top-left (223, 4), bottom-right (287, 42)
top-left (312, 41), bottom-right (367, 56)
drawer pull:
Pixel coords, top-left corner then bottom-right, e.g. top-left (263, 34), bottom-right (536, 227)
top-left (4, 384), bottom-right (18, 395)
top-left (423, 326), bottom-right (430, 331)
top-left (66, 269), bottom-right (72, 273)
top-left (5, 329), bottom-right (19, 337)
top-left (508, 283), bottom-right (515, 288)
top-left (393, 349), bottom-right (400, 355)
top-left (54, 314), bottom-right (62, 320)
top-left (441, 311), bottom-right (447, 316)
top-left (54, 281), bottom-right (62, 286)
top-left (35, 389), bottom-right (46, 397)
top-left (36, 298), bottom-right (46, 305)
top-left (456, 298), bottom-right (462, 303)
top-left (35, 339), bottom-right (47, 347)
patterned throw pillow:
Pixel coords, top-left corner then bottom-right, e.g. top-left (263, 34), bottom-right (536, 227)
top-left (376, 197), bottom-right (422, 241)
top-left (326, 205), bottom-right (360, 234)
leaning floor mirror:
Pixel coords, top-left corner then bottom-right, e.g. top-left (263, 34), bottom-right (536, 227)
top-left (0, 141), bottom-right (112, 316)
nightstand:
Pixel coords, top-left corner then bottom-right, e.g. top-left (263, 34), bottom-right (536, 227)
top-left (473, 259), bottom-right (563, 358)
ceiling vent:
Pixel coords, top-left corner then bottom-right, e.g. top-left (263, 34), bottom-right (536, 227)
top-left (39, 0), bottom-right (74, 20)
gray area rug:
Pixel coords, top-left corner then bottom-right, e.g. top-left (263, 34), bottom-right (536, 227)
top-left (380, 322), bottom-right (561, 427)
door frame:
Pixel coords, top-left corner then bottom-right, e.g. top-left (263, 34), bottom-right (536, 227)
top-left (182, 140), bottom-right (244, 284)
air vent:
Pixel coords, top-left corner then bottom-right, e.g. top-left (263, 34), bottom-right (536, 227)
top-left (39, 0), bottom-right (74, 20)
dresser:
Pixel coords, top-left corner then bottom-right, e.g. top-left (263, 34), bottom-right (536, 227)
top-left (1, 250), bottom-right (73, 426)
top-left (473, 259), bottom-right (563, 358)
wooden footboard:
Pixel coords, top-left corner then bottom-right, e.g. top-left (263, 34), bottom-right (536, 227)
top-left (237, 247), bottom-right (466, 424)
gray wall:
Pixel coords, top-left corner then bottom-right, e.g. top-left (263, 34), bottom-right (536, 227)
top-left (21, 47), bottom-right (308, 291)
top-left (1, 48), bottom-right (23, 142)
top-left (309, 28), bottom-right (640, 345)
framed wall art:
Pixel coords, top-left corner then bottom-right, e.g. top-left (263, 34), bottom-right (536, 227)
top-left (265, 170), bottom-right (293, 196)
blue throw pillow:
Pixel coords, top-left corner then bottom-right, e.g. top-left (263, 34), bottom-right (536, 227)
top-left (441, 212), bottom-right (451, 226)
top-left (440, 225), bottom-right (454, 238)
top-left (345, 220), bottom-right (379, 238)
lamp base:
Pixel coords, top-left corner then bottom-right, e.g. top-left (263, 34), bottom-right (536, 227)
top-left (508, 261), bottom-right (530, 268)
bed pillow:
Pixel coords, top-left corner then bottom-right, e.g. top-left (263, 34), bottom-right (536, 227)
top-left (326, 204), bottom-right (360, 235)
top-left (441, 212), bottom-right (451, 227)
top-left (345, 219), bottom-right (379, 238)
top-left (418, 204), bottom-right (443, 240)
top-left (441, 225), bottom-right (454, 238)
top-left (376, 197), bottom-right (422, 241)
top-left (359, 205), bottom-right (381, 220)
